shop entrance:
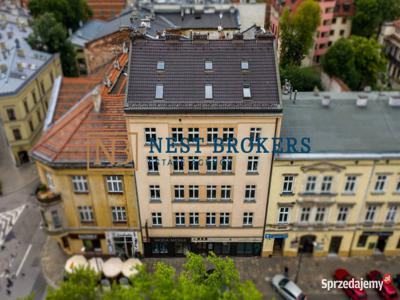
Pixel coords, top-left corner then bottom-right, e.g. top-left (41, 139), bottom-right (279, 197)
top-left (328, 236), bottom-right (342, 254)
top-left (18, 151), bottom-right (30, 164)
top-left (376, 236), bottom-right (389, 253)
top-left (114, 235), bottom-right (134, 258)
top-left (273, 238), bottom-right (285, 255)
top-left (299, 235), bottom-right (316, 254)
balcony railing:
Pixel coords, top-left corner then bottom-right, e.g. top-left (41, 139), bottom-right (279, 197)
top-left (36, 185), bottom-right (62, 206)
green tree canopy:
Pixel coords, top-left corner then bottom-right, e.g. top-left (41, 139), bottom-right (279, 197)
top-left (28, 13), bottom-right (79, 77)
top-left (352, 0), bottom-right (400, 38)
top-left (279, 0), bottom-right (321, 67)
top-left (28, 0), bottom-right (92, 31)
top-left (280, 66), bottom-right (322, 91)
top-left (321, 36), bottom-right (386, 90)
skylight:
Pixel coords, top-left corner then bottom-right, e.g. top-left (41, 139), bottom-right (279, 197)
top-left (205, 60), bottom-right (213, 70)
top-left (155, 84), bottom-right (164, 99)
top-left (243, 84), bottom-right (251, 99)
top-left (205, 84), bottom-right (213, 99)
top-left (157, 60), bottom-right (165, 70)
top-left (241, 60), bottom-right (249, 70)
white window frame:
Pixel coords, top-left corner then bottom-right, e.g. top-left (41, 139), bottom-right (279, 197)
top-left (374, 175), bottom-right (387, 192)
top-left (278, 207), bottom-right (290, 224)
top-left (171, 127), bottom-right (183, 142)
top-left (149, 185), bottom-right (161, 201)
top-left (147, 156), bottom-right (159, 173)
top-left (207, 185), bottom-right (217, 200)
top-left (189, 185), bottom-right (199, 200)
top-left (189, 212), bottom-right (199, 226)
top-left (106, 175), bottom-right (123, 193)
top-left (206, 156), bottom-right (218, 172)
top-left (188, 128), bottom-right (199, 143)
top-left (396, 178), bottom-right (400, 193)
top-left (315, 207), bottom-right (326, 223)
top-left (282, 175), bottom-right (294, 193)
top-left (305, 176), bottom-right (316, 193)
top-left (206, 212), bottom-right (216, 225)
top-left (188, 156), bottom-right (199, 172)
top-left (174, 185), bottom-right (185, 201)
top-left (155, 84), bottom-right (163, 99)
top-left (299, 207), bottom-right (311, 223)
top-left (222, 128), bottom-right (234, 142)
top-left (344, 175), bottom-right (357, 193)
top-left (156, 60), bottom-right (165, 70)
top-left (173, 156), bottom-right (184, 173)
top-left (249, 127), bottom-right (261, 142)
top-left (46, 172), bottom-right (55, 191)
top-left (243, 212), bottom-right (253, 226)
top-left (244, 185), bottom-right (256, 202)
top-left (152, 212), bottom-right (162, 226)
top-left (247, 156), bottom-right (259, 173)
top-left (207, 128), bottom-right (218, 143)
top-left (337, 206), bottom-right (349, 223)
top-left (72, 175), bottom-right (88, 193)
top-left (321, 176), bottom-right (333, 193)
top-left (243, 84), bottom-right (251, 99)
top-left (386, 206), bottom-right (397, 223)
top-left (204, 60), bottom-right (213, 70)
top-left (205, 84), bottom-right (213, 99)
top-left (78, 206), bottom-right (94, 222)
top-left (221, 185), bottom-right (231, 201)
top-left (112, 206), bottom-right (127, 222)
top-left (144, 127), bottom-right (156, 143)
top-left (241, 60), bottom-right (249, 70)
top-left (221, 156), bottom-right (233, 172)
top-left (365, 205), bottom-right (377, 222)
top-left (220, 212), bottom-right (230, 225)
top-left (175, 212), bottom-right (185, 226)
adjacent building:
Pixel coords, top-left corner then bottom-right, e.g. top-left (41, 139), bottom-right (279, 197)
top-left (379, 20), bottom-right (400, 87)
top-left (263, 92), bottom-right (400, 257)
top-left (0, 5), bottom-right (62, 165)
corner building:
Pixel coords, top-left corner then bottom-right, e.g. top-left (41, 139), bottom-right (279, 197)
top-left (125, 33), bottom-right (282, 256)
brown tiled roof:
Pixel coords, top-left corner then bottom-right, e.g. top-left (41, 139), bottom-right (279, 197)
top-left (87, 0), bottom-right (126, 21)
top-left (31, 54), bottom-right (131, 168)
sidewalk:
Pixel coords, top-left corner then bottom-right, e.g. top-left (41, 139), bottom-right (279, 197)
top-left (41, 237), bottom-right (67, 288)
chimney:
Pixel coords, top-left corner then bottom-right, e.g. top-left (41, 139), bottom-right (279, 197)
top-left (389, 95), bottom-right (400, 107)
top-left (356, 94), bottom-right (368, 107)
top-left (264, 0), bottom-right (272, 31)
top-left (92, 88), bottom-right (102, 113)
top-left (321, 95), bottom-right (331, 107)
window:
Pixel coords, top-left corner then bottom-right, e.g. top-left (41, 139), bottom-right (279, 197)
top-left (300, 207), bottom-right (310, 223)
top-left (144, 128), bottom-right (156, 143)
top-left (206, 212), bottom-right (216, 225)
top-left (207, 185), bottom-right (217, 200)
top-left (172, 128), bottom-right (183, 142)
top-left (112, 206), bottom-right (127, 222)
top-left (175, 212), bottom-right (185, 226)
top-left (374, 175), bottom-right (387, 192)
top-left (329, 30), bottom-right (334, 36)
top-left (149, 185), bottom-right (161, 201)
top-left (29, 120), bottom-right (34, 132)
top-left (147, 156), bottom-right (159, 173)
top-left (243, 212), bottom-right (253, 226)
top-left (45, 172), bottom-right (55, 191)
top-left (207, 128), bottom-right (218, 143)
top-left (397, 179), bottom-right (400, 193)
top-left (278, 207), bottom-right (290, 224)
top-left (188, 156), bottom-right (199, 172)
top-left (6, 108), bottom-right (16, 121)
top-left (174, 185), bottom-right (185, 200)
top-left (72, 175), bottom-right (88, 193)
top-left (249, 127), bottom-right (261, 142)
top-left (78, 206), bottom-right (94, 222)
top-left (189, 212), bottom-right (199, 225)
top-left (357, 235), bottom-right (368, 247)
top-left (188, 128), bottom-right (199, 143)
top-left (321, 176), bottom-right (333, 193)
top-left (173, 156), bottom-right (184, 173)
top-left (204, 60), bottom-right (213, 70)
top-left (220, 212), bottom-right (230, 225)
top-left (305, 176), bottom-right (316, 193)
top-left (13, 128), bottom-right (21, 141)
top-left (386, 206), bottom-right (397, 223)
top-left (221, 156), bottom-right (233, 172)
top-left (243, 84), bottom-right (251, 99)
top-left (189, 185), bottom-right (199, 200)
top-left (106, 176), bottom-right (123, 193)
top-left (340, 29), bottom-right (345, 36)
top-left (241, 60), bottom-right (249, 70)
top-left (152, 212), bottom-right (162, 226)
top-left (222, 128), bottom-right (234, 142)
top-left (344, 176), bottom-right (357, 193)
top-left (221, 185), bottom-right (231, 201)
top-left (247, 156), bottom-right (259, 173)
top-left (244, 185), bottom-right (256, 201)
top-left (342, 17), bottom-right (347, 24)
top-left (206, 156), bottom-right (218, 172)
top-left (205, 84), bottom-right (213, 99)
top-left (23, 99), bottom-right (29, 114)
top-left (156, 60), bottom-right (165, 70)
top-left (282, 175), bottom-right (294, 193)
top-left (50, 71), bottom-right (54, 84)
top-left (365, 205), bottom-right (377, 222)
top-left (155, 84), bottom-right (163, 99)
top-left (51, 210), bottom-right (62, 228)
top-left (40, 81), bottom-right (45, 95)
top-left (32, 90), bottom-right (37, 103)
top-left (315, 207), bottom-right (326, 223)
top-left (337, 206), bottom-right (349, 223)
top-left (36, 110), bottom-right (42, 122)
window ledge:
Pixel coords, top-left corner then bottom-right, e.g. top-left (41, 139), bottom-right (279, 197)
top-left (280, 192), bottom-right (294, 196)
top-left (74, 191), bottom-right (89, 195)
top-left (147, 172), bottom-right (160, 176)
top-left (149, 200), bottom-right (162, 203)
top-left (370, 191), bottom-right (385, 195)
top-left (244, 200), bottom-right (256, 203)
top-left (108, 192), bottom-right (124, 195)
top-left (246, 172), bottom-right (259, 176)
top-left (112, 221), bottom-right (127, 224)
top-left (341, 192), bottom-right (356, 196)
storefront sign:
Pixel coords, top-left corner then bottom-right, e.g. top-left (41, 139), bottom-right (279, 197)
top-left (265, 233), bottom-right (289, 239)
top-left (191, 237), bottom-right (263, 243)
top-left (77, 234), bottom-right (98, 240)
top-left (152, 237), bottom-right (189, 242)
top-left (105, 231), bottom-right (139, 255)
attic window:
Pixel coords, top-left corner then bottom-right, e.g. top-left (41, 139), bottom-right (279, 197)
top-left (241, 60), bottom-right (249, 70)
top-left (204, 60), bottom-right (213, 71)
top-left (243, 84), bottom-right (251, 99)
top-left (157, 61), bottom-right (165, 70)
top-left (155, 84), bottom-right (164, 99)
top-left (205, 84), bottom-right (213, 99)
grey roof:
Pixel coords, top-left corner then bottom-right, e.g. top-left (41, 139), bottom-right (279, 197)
top-left (281, 92), bottom-right (400, 155)
top-left (125, 35), bottom-right (281, 114)
top-left (0, 4), bottom-right (56, 96)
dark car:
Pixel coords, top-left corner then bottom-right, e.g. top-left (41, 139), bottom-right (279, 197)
top-left (334, 268), bottom-right (368, 300)
top-left (366, 270), bottom-right (398, 300)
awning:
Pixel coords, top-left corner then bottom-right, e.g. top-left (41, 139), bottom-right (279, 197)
top-left (65, 255), bottom-right (88, 274)
top-left (88, 257), bottom-right (104, 274)
top-left (122, 258), bottom-right (142, 278)
top-left (103, 257), bottom-right (123, 278)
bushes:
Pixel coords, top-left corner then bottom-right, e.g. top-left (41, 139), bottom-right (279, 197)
top-left (280, 66), bottom-right (322, 92)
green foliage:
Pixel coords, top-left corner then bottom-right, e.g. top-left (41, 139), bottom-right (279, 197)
top-left (322, 36), bottom-right (386, 90)
top-left (28, 13), bottom-right (79, 77)
top-left (279, 0), bottom-right (321, 67)
top-left (280, 66), bottom-right (322, 91)
top-left (17, 293), bottom-right (35, 300)
top-left (52, 253), bottom-right (262, 300)
top-left (28, 0), bottom-right (92, 31)
top-left (352, 0), bottom-right (400, 38)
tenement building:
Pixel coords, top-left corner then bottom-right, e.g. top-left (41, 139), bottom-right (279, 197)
top-left (31, 54), bottom-right (143, 257)
top-left (263, 93), bottom-right (400, 257)
top-left (125, 32), bottom-right (282, 256)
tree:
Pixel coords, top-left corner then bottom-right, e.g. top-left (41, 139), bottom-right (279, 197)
top-left (322, 36), bottom-right (386, 90)
top-left (280, 66), bottom-right (322, 91)
top-left (352, 0), bottom-right (400, 38)
top-left (28, 13), bottom-right (79, 77)
top-left (28, 0), bottom-right (92, 31)
top-left (279, 0), bottom-right (321, 67)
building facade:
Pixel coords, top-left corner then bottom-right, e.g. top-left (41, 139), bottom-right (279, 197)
top-left (379, 20), bottom-right (400, 86)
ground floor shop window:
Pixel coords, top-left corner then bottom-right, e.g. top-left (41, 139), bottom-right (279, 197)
top-left (152, 242), bottom-right (168, 254)
top-left (357, 235), bottom-right (368, 247)
top-left (83, 239), bottom-right (101, 252)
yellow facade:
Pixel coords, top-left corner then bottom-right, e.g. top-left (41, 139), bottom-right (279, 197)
top-left (262, 158), bottom-right (400, 257)
top-left (0, 56), bottom-right (62, 165)
top-left (35, 161), bottom-right (143, 257)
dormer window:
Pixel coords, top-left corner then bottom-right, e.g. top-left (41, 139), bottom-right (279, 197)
top-left (241, 60), bottom-right (249, 70)
top-left (243, 84), bottom-right (251, 99)
top-left (157, 60), bottom-right (165, 70)
top-left (155, 84), bottom-right (163, 99)
top-left (204, 60), bottom-right (213, 71)
top-left (205, 84), bottom-right (213, 99)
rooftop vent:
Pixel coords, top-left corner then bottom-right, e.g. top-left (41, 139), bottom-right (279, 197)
top-left (29, 64), bottom-right (37, 70)
top-left (92, 88), bottom-right (102, 113)
top-left (103, 75), bottom-right (111, 88)
top-left (192, 33), bottom-right (208, 41)
top-left (356, 94), bottom-right (368, 107)
top-left (389, 95), bottom-right (400, 107)
top-left (17, 49), bottom-right (24, 57)
top-left (321, 95), bottom-right (331, 107)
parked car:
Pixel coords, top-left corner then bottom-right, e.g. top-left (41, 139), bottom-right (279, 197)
top-left (334, 268), bottom-right (368, 300)
top-left (271, 274), bottom-right (307, 300)
top-left (366, 270), bottom-right (398, 299)
top-left (394, 274), bottom-right (400, 289)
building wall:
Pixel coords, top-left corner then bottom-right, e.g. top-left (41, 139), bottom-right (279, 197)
top-left (0, 56), bottom-right (62, 165)
top-left (263, 158), bottom-right (400, 257)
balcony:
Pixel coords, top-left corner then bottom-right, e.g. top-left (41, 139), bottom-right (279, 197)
top-left (36, 184), bottom-right (62, 206)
